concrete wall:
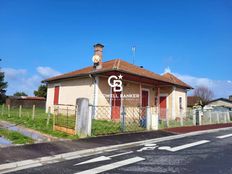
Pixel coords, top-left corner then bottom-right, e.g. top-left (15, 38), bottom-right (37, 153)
top-left (46, 77), bottom-right (94, 112)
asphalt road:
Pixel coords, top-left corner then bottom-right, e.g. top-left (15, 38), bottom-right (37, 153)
top-left (8, 129), bottom-right (232, 174)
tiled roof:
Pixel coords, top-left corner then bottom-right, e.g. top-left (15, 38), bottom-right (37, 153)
top-left (187, 96), bottom-right (201, 107)
top-left (44, 59), bottom-right (192, 89)
top-left (7, 96), bottom-right (46, 100)
top-left (162, 73), bottom-right (192, 89)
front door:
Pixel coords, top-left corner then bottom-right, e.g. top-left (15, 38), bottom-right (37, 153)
top-left (141, 90), bottom-right (149, 117)
top-left (111, 89), bottom-right (121, 120)
top-left (159, 96), bottom-right (167, 119)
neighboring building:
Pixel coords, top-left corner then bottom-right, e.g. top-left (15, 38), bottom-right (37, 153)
top-left (205, 98), bottom-right (232, 111)
top-left (43, 44), bottom-right (192, 120)
top-left (187, 96), bottom-right (201, 108)
top-left (5, 96), bottom-right (46, 108)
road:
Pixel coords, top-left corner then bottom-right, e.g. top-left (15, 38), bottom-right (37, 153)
top-left (8, 129), bottom-right (232, 174)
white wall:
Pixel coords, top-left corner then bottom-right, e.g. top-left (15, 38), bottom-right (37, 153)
top-left (46, 77), bottom-right (94, 112)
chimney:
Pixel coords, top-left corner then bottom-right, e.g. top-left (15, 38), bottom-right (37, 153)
top-left (229, 95), bottom-right (232, 101)
top-left (93, 43), bottom-right (104, 70)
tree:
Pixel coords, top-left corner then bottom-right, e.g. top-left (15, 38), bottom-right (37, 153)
top-left (13, 91), bottom-right (28, 96)
top-left (193, 86), bottom-right (214, 107)
top-left (34, 84), bottom-right (47, 98)
top-left (0, 71), bottom-right (8, 104)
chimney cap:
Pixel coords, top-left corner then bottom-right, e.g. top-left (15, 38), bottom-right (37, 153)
top-left (94, 43), bottom-right (104, 48)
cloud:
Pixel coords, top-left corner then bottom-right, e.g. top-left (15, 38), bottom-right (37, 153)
top-left (2, 68), bottom-right (27, 80)
top-left (2, 66), bottom-right (60, 96)
top-left (163, 67), bottom-right (232, 98)
top-left (164, 66), bottom-right (171, 74)
top-left (37, 66), bottom-right (61, 78)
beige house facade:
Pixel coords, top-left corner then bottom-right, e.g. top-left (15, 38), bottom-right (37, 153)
top-left (45, 65), bottom-right (191, 121)
top-left (44, 44), bottom-right (192, 120)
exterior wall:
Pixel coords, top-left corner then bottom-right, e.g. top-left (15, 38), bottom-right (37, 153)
top-left (174, 87), bottom-right (187, 118)
top-left (46, 75), bottom-right (188, 120)
top-left (98, 77), bottom-right (111, 106)
top-left (46, 77), bottom-right (94, 112)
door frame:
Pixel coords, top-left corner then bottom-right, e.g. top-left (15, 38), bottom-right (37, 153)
top-left (141, 88), bottom-right (150, 107)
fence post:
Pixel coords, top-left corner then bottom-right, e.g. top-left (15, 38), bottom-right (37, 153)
top-left (7, 105), bottom-right (10, 117)
top-left (180, 109), bottom-right (183, 126)
top-left (1, 104), bottom-right (4, 116)
top-left (224, 112), bottom-right (227, 123)
top-left (217, 112), bottom-right (220, 123)
top-left (199, 110), bottom-right (202, 125)
top-left (193, 109), bottom-right (196, 125)
top-left (146, 106), bottom-right (151, 131)
top-left (227, 111), bottom-right (230, 122)
top-left (32, 105), bottom-right (35, 120)
top-left (53, 107), bottom-right (56, 131)
top-left (46, 107), bottom-right (51, 127)
top-left (19, 105), bottom-right (22, 118)
top-left (76, 98), bottom-right (92, 137)
top-left (209, 110), bottom-right (212, 124)
top-left (151, 107), bottom-right (159, 130)
top-left (121, 106), bottom-right (126, 132)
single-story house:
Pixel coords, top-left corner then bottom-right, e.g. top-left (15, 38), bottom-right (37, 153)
top-left (204, 98), bottom-right (232, 111)
top-left (43, 44), bottom-right (192, 120)
top-left (187, 96), bottom-right (201, 109)
top-left (6, 96), bottom-right (46, 108)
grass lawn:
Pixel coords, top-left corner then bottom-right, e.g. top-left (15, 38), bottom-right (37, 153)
top-left (0, 105), bottom-right (78, 139)
top-left (92, 119), bottom-right (146, 136)
top-left (0, 129), bottom-right (34, 144)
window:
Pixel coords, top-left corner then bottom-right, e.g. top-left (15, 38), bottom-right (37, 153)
top-left (54, 86), bottom-right (60, 105)
top-left (179, 97), bottom-right (183, 110)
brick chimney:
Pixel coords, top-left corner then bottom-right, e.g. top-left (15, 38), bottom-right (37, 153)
top-left (93, 43), bottom-right (104, 69)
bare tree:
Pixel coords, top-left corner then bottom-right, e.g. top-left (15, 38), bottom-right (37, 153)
top-left (193, 86), bottom-right (214, 107)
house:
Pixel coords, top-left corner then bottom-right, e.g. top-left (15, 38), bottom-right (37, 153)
top-left (187, 96), bottom-right (201, 108)
top-left (204, 97), bottom-right (232, 111)
top-left (5, 96), bottom-right (46, 108)
top-left (43, 44), bottom-right (192, 120)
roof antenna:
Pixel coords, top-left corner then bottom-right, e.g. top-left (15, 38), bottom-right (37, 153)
top-left (132, 46), bottom-right (136, 64)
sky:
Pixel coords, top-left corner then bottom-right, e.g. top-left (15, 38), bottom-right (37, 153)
top-left (0, 0), bottom-right (232, 98)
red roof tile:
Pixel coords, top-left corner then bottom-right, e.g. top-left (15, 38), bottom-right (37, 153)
top-left (44, 59), bottom-right (192, 89)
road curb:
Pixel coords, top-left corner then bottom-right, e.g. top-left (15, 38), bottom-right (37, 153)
top-left (0, 126), bottom-right (232, 173)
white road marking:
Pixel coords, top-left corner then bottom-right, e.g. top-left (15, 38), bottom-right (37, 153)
top-left (74, 151), bottom-right (133, 166)
top-left (158, 140), bottom-right (210, 152)
top-left (144, 143), bottom-right (157, 147)
top-left (108, 151), bottom-right (133, 158)
top-left (74, 157), bottom-right (145, 174)
top-left (137, 143), bottom-right (157, 152)
top-left (216, 134), bottom-right (232, 139)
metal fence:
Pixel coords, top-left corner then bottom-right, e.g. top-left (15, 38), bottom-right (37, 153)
top-left (52, 103), bottom-right (232, 136)
top-left (158, 108), bottom-right (232, 129)
top-left (53, 104), bottom-right (77, 135)
top-left (90, 105), bottom-right (148, 136)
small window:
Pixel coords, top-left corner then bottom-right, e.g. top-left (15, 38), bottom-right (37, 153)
top-left (179, 97), bottom-right (183, 110)
top-left (54, 86), bottom-right (60, 105)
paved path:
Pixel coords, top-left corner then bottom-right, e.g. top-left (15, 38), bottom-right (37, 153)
top-left (8, 128), bottom-right (232, 174)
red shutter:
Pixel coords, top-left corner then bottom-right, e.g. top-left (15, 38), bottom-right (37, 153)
top-left (54, 86), bottom-right (60, 105)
